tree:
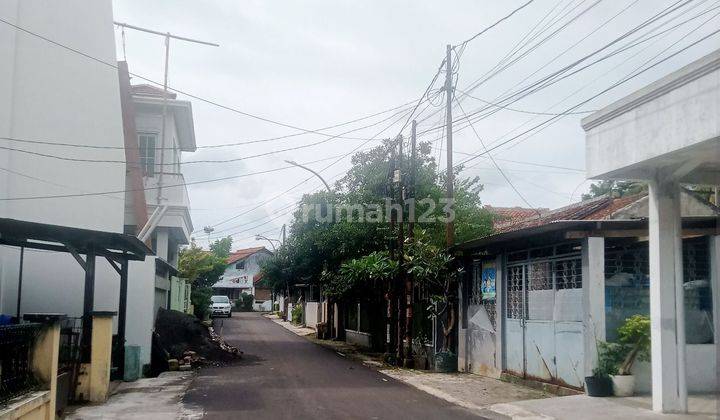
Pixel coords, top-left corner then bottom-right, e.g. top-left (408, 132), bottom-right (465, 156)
top-left (179, 237), bottom-right (232, 318)
top-left (259, 138), bottom-right (493, 360)
top-left (404, 230), bottom-right (461, 353)
top-left (582, 180), bottom-right (646, 200)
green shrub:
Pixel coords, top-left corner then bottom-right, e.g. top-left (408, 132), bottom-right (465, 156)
top-left (291, 304), bottom-right (303, 325)
top-left (234, 293), bottom-right (254, 312)
top-left (616, 314), bottom-right (651, 375)
top-left (191, 286), bottom-right (212, 319)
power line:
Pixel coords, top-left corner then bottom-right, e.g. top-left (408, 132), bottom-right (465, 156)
top-left (455, 98), bottom-right (540, 214)
top-left (0, 102), bottom-right (414, 167)
top-left (454, 19), bottom-right (720, 169)
top-left (0, 16), bottom-right (417, 145)
top-left (455, 88), bottom-right (595, 116)
top-left (0, 153), bottom-right (347, 202)
top-left (455, 0), bottom-right (536, 47)
top-left (0, 100), bottom-right (417, 151)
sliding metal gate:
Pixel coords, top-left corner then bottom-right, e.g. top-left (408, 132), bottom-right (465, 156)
top-left (504, 244), bottom-right (585, 388)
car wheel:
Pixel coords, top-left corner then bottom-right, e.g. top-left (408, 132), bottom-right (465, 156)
top-left (228, 312), bottom-right (232, 318)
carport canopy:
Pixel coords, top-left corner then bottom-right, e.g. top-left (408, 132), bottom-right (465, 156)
top-left (0, 217), bottom-right (152, 369)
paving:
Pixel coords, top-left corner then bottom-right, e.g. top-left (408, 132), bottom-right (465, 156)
top-left (66, 372), bottom-right (201, 419)
top-left (183, 312), bottom-right (483, 419)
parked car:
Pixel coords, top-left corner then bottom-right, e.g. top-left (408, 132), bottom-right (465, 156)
top-left (209, 295), bottom-right (232, 318)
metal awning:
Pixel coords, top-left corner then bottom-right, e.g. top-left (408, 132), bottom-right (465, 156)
top-left (0, 218), bottom-right (151, 260)
top-left (0, 217), bottom-right (153, 373)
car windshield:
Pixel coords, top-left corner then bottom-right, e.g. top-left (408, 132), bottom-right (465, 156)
top-left (211, 296), bottom-right (229, 304)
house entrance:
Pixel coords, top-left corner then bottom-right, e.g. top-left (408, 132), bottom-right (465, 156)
top-left (504, 243), bottom-right (585, 388)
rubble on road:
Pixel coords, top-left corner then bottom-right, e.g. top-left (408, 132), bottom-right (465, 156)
top-left (154, 308), bottom-right (242, 373)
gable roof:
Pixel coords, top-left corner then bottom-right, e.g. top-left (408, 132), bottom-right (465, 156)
top-left (227, 246), bottom-right (271, 265)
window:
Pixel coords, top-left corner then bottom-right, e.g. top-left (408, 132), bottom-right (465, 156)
top-left (138, 134), bottom-right (157, 176)
top-left (235, 261), bottom-right (245, 270)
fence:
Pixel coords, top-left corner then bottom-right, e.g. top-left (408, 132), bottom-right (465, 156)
top-left (0, 323), bottom-right (42, 405)
top-left (56, 317), bottom-right (83, 411)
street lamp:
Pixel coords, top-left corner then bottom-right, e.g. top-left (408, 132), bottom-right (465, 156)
top-left (285, 160), bottom-right (332, 194)
top-left (255, 234), bottom-right (281, 252)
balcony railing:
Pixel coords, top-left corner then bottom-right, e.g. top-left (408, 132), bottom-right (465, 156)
top-left (0, 323), bottom-right (42, 404)
top-left (144, 172), bottom-right (190, 208)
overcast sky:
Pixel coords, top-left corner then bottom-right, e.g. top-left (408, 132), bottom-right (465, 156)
top-left (112, 0), bottom-right (720, 250)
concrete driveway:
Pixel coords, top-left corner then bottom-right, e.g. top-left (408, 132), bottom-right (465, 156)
top-left (184, 312), bottom-right (483, 419)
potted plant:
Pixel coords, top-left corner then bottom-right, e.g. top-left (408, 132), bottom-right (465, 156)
top-left (610, 315), bottom-right (651, 396)
top-left (585, 341), bottom-right (618, 397)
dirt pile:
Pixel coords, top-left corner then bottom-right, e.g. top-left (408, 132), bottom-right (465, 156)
top-left (154, 308), bottom-right (241, 367)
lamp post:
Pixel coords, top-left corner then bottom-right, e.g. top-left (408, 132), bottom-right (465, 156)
top-left (255, 234), bottom-right (280, 252)
top-left (285, 160), bottom-right (332, 194)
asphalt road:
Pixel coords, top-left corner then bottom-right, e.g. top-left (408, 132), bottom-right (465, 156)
top-left (184, 312), bottom-right (482, 419)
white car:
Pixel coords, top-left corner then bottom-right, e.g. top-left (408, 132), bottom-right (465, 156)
top-left (209, 295), bottom-right (232, 318)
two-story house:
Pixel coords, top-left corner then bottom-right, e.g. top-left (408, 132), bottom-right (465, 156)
top-left (212, 247), bottom-right (273, 310)
top-left (118, 65), bottom-right (196, 368)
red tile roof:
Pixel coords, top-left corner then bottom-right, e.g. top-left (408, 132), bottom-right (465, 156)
top-left (253, 273), bottom-right (265, 285)
top-left (131, 84), bottom-right (177, 99)
top-left (227, 246), bottom-right (268, 265)
top-left (493, 194), bottom-right (644, 234)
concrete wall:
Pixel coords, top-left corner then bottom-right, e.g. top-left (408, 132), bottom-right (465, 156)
top-left (583, 50), bottom-right (720, 181)
top-left (125, 258), bottom-right (156, 368)
top-left (0, 1), bottom-right (126, 322)
top-left (345, 329), bottom-right (372, 348)
top-left (304, 302), bottom-right (320, 329)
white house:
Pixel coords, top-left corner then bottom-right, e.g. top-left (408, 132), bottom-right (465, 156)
top-left (119, 77), bottom-right (197, 368)
top-left (0, 1), bottom-right (126, 321)
top-left (212, 246), bottom-right (273, 310)
top-left (581, 49), bottom-right (720, 413)
top-left (457, 192), bottom-right (717, 395)
top-left (0, 1), bottom-right (197, 373)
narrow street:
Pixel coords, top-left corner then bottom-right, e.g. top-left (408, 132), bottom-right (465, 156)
top-left (184, 312), bottom-right (482, 419)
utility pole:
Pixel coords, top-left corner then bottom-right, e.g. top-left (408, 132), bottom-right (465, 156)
top-left (444, 44), bottom-right (455, 248)
top-left (404, 120), bottom-right (417, 367)
top-left (113, 22), bottom-right (218, 205)
top-left (396, 137), bottom-right (405, 364)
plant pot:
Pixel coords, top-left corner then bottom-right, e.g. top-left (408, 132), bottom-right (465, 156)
top-left (611, 374), bottom-right (635, 397)
top-left (584, 376), bottom-right (613, 397)
top-left (434, 351), bottom-right (457, 372)
top-left (413, 354), bottom-right (427, 370)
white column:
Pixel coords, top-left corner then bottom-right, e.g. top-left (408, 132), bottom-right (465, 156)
top-left (648, 179), bottom-right (687, 413)
top-left (495, 254), bottom-right (504, 372)
top-left (582, 236), bottom-right (605, 378)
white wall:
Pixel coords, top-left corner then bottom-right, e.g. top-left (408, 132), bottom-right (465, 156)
top-left (0, 1), bottom-right (127, 317)
top-left (126, 258), bottom-right (156, 367)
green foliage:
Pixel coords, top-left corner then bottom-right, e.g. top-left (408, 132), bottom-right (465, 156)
top-left (291, 304), bottom-right (303, 325)
top-left (234, 293), bottom-right (254, 312)
top-left (324, 251), bottom-right (398, 299)
top-left (259, 139), bottom-right (493, 296)
top-left (191, 286), bottom-right (212, 319)
top-left (593, 341), bottom-right (623, 378)
top-left (616, 314), bottom-right (651, 374)
top-left (209, 236), bottom-right (232, 259)
top-left (582, 180), bottom-right (646, 201)
top-left (179, 237), bottom-right (232, 318)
